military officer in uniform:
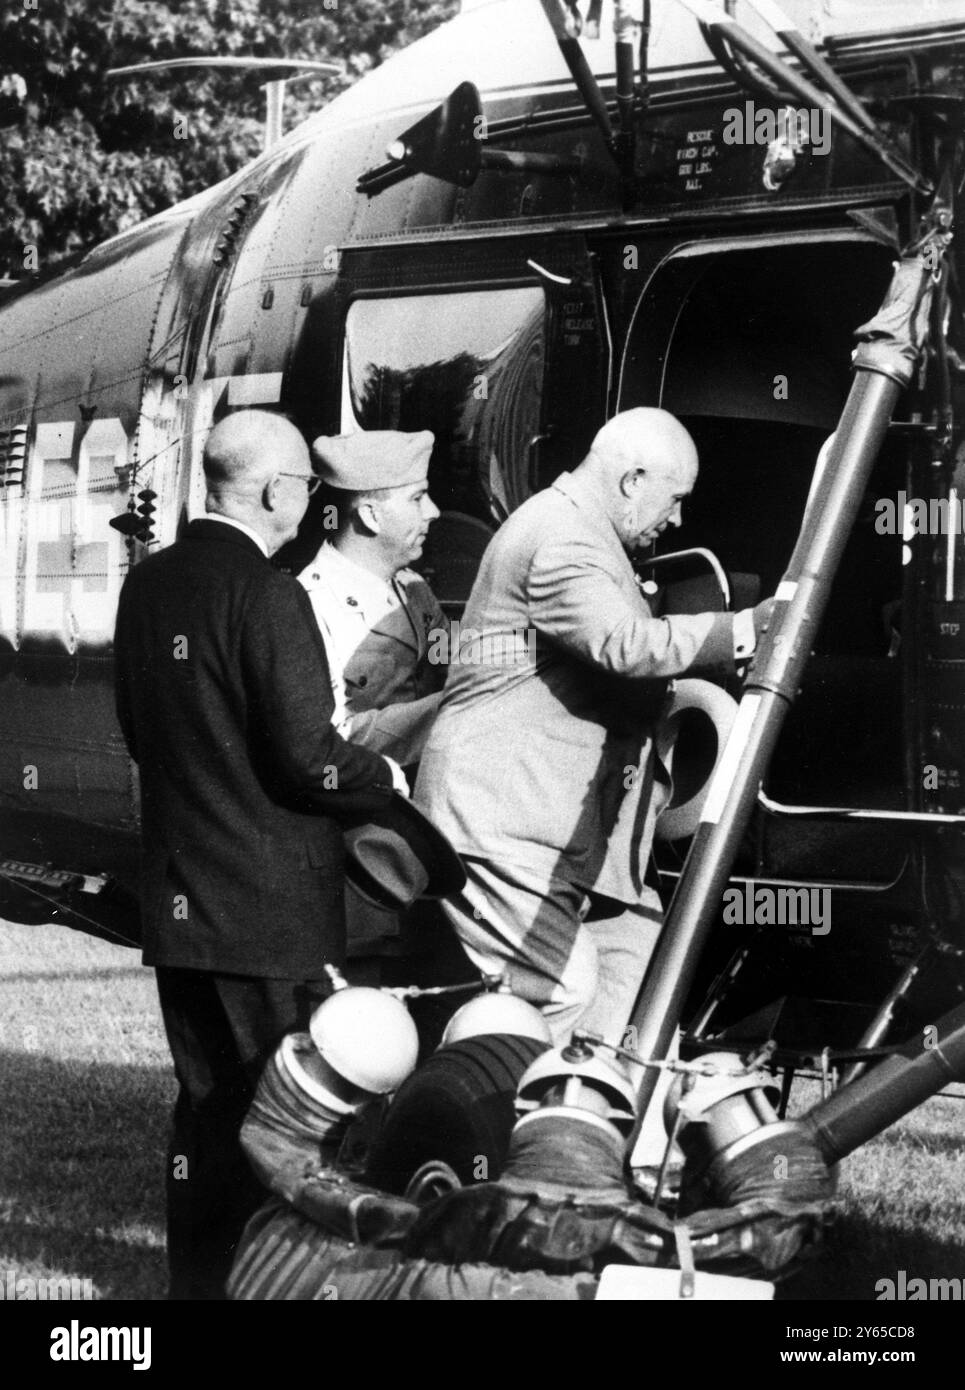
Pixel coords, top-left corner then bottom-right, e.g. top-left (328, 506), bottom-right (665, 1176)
top-left (298, 429), bottom-right (448, 770)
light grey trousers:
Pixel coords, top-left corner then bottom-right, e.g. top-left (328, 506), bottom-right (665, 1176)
top-left (441, 855), bottom-right (664, 1048)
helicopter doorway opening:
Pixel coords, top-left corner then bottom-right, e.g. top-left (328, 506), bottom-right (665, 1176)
top-left (617, 234), bottom-right (906, 886)
top-left (614, 232), bottom-right (947, 1046)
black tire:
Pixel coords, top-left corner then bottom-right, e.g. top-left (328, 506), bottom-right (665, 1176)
top-left (365, 1033), bottom-right (549, 1195)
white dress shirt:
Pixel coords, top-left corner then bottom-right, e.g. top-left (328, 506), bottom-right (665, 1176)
top-left (206, 513), bottom-right (270, 557)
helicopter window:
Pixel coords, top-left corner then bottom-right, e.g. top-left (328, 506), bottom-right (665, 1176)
top-left (342, 287), bottom-right (546, 528)
top-left (339, 286), bottom-right (547, 609)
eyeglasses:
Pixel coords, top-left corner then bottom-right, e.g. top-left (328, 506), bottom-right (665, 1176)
top-left (278, 472), bottom-right (322, 496)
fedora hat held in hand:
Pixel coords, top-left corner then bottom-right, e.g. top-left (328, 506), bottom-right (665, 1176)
top-left (343, 793), bottom-right (466, 910)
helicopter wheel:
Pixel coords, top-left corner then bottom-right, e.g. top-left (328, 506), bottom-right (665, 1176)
top-left (365, 1032), bottom-right (549, 1196)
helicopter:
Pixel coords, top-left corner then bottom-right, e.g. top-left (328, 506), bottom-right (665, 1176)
top-left (1, 0), bottom-right (965, 1198)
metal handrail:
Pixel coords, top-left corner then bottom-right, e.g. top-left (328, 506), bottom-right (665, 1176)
top-left (657, 863), bottom-right (908, 893)
top-left (758, 787), bottom-right (965, 826)
top-left (640, 545), bottom-right (732, 608)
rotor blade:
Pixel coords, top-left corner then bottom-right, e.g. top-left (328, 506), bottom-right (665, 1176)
top-left (107, 57), bottom-right (343, 78)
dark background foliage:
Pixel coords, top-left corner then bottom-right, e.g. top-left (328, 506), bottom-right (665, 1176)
top-left (0, 0), bottom-right (456, 277)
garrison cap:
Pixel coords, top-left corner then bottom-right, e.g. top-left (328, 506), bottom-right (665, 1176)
top-left (311, 429), bottom-right (434, 491)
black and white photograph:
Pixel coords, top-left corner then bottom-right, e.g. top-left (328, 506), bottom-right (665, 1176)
top-left (1, 0), bottom-right (964, 1356)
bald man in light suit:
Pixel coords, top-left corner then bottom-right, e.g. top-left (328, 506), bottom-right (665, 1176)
top-left (415, 408), bottom-right (773, 1048)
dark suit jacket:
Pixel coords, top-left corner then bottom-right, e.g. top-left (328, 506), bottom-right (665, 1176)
top-left (113, 518), bottom-right (394, 978)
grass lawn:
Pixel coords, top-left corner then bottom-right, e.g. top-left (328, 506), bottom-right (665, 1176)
top-left (1, 919), bottom-right (962, 1302)
top-left (782, 1081), bottom-right (965, 1300)
top-left (0, 920), bottom-right (173, 1301)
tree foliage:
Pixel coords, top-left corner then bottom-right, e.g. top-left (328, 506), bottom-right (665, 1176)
top-left (0, 0), bottom-right (456, 278)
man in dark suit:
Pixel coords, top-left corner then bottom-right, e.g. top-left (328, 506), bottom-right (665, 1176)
top-left (114, 409), bottom-right (402, 1299)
